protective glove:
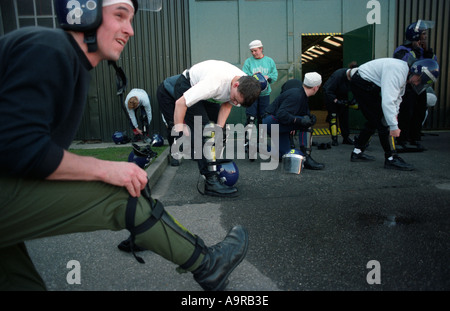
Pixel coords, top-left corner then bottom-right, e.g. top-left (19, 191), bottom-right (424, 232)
top-left (296, 115), bottom-right (314, 128)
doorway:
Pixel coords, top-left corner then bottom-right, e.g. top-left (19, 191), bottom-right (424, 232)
top-left (301, 34), bottom-right (344, 128)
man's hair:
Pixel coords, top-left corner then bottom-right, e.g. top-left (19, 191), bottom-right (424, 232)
top-left (128, 96), bottom-right (139, 109)
top-left (237, 76), bottom-right (261, 107)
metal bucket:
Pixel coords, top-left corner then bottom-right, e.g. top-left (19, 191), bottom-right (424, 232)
top-left (282, 153), bottom-right (305, 174)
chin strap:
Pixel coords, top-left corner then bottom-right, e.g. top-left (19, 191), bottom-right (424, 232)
top-left (84, 31), bottom-right (98, 53)
top-left (108, 61), bottom-right (128, 96)
top-left (109, 61), bottom-right (136, 130)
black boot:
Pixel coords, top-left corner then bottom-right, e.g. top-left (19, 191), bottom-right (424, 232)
top-left (409, 140), bottom-right (427, 152)
top-left (193, 225), bottom-right (249, 291)
top-left (170, 155), bottom-right (180, 166)
top-left (331, 136), bottom-right (338, 146)
top-left (300, 145), bottom-right (324, 170)
top-left (342, 136), bottom-right (354, 145)
top-left (384, 155), bottom-right (415, 171)
top-left (351, 151), bottom-right (375, 162)
top-left (204, 173), bottom-right (238, 197)
top-left (304, 154), bottom-right (325, 170)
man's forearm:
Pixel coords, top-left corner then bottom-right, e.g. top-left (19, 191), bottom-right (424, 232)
top-left (216, 103), bottom-right (232, 128)
top-left (46, 150), bottom-right (149, 197)
top-left (174, 96), bottom-right (188, 132)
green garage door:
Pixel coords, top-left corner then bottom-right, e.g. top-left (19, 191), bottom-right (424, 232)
top-left (343, 24), bottom-right (375, 131)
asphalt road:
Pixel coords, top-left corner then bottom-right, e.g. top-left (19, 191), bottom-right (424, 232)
top-left (26, 131), bottom-right (450, 293)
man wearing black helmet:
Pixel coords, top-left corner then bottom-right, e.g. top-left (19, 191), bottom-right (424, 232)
top-left (394, 20), bottom-right (438, 152)
top-left (0, 0), bottom-right (248, 291)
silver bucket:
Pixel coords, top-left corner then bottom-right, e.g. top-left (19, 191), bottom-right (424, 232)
top-left (282, 153), bottom-right (305, 174)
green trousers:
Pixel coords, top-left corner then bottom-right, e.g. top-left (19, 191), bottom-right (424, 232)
top-left (0, 177), bottom-right (204, 290)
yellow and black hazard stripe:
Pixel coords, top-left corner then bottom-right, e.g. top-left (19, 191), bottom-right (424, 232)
top-left (301, 33), bottom-right (342, 36)
top-left (312, 128), bottom-right (341, 136)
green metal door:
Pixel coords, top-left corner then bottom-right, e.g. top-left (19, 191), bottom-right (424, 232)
top-left (343, 24), bottom-right (375, 131)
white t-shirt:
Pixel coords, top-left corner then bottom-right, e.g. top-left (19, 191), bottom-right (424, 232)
top-left (358, 58), bottom-right (409, 130)
top-left (182, 60), bottom-right (246, 107)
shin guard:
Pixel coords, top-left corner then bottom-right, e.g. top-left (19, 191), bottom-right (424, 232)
top-left (299, 128), bottom-right (313, 155)
top-left (330, 113), bottom-right (338, 142)
top-left (126, 184), bottom-right (206, 272)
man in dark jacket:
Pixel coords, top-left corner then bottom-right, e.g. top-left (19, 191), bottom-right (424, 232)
top-left (323, 64), bottom-right (357, 146)
top-left (263, 73), bottom-right (324, 170)
top-left (0, 0), bottom-right (248, 291)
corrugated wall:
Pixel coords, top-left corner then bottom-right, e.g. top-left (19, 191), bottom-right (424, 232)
top-left (75, 0), bottom-right (191, 142)
top-left (395, 0), bottom-right (450, 130)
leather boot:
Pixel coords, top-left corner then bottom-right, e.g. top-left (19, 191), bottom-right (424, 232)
top-left (193, 225), bottom-right (249, 291)
top-left (342, 136), bottom-right (354, 145)
top-left (384, 155), bottom-right (415, 171)
top-left (304, 155), bottom-right (325, 170)
top-left (331, 136), bottom-right (338, 146)
top-left (204, 173), bottom-right (238, 197)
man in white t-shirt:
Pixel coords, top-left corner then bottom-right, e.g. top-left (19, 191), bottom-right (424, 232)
top-left (172, 60), bottom-right (261, 197)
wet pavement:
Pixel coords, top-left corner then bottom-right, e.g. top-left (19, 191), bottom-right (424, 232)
top-left (26, 131), bottom-right (450, 293)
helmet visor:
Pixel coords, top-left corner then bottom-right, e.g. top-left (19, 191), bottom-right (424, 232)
top-left (138, 0), bottom-right (162, 11)
top-left (410, 69), bottom-right (436, 94)
top-left (414, 20), bottom-right (435, 32)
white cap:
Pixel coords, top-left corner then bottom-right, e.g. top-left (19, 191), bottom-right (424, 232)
top-left (103, 0), bottom-right (135, 10)
top-left (249, 40), bottom-right (263, 49)
top-left (304, 72), bottom-right (322, 87)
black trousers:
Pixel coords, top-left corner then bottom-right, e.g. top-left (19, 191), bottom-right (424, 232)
top-left (325, 98), bottom-right (350, 139)
top-left (157, 83), bottom-right (177, 146)
top-left (350, 73), bottom-right (394, 158)
top-left (397, 84), bottom-right (427, 143)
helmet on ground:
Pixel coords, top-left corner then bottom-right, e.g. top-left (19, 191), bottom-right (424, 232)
top-left (128, 143), bottom-right (157, 169)
top-left (405, 20), bottom-right (435, 42)
top-left (217, 161), bottom-right (239, 187)
top-left (112, 131), bottom-right (130, 144)
top-left (282, 149), bottom-right (305, 175)
top-left (151, 133), bottom-right (164, 147)
top-left (288, 148), bottom-right (304, 156)
top-left (252, 72), bottom-right (268, 92)
top-left (128, 150), bottom-right (150, 169)
top-left (409, 59), bottom-right (439, 94)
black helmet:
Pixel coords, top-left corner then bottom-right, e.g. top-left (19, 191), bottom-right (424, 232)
top-left (55, 0), bottom-right (139, 52)
top-left (55, 0), bottom-right (139, 32)
top-left (405, 20), bottom-right (434, 42)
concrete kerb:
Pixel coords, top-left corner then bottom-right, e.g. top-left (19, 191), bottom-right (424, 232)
top-left (146, 147), bottom-right (169, 189)
top-left (69, 140), bottom-right (170, 189)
